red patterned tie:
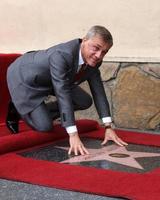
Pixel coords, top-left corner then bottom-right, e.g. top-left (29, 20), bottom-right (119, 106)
top-left (74, 64), bottom-right (86, 82)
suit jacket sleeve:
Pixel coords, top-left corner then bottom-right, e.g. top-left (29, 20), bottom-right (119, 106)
top-left (49, 50), bottom-right (76, 127)
top-left (88, 69), bottom-right (111, 118)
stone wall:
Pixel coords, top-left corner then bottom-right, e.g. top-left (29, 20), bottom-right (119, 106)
top-left (75, 62), bottom-right (160, 132)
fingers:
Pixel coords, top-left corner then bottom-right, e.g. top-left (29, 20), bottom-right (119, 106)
top-left (102, 133), bottom-right (128, 147)
top-left (82, 146), bottom-right (90, 154)
top-left (68, 144), bottom-right (89, 156)
top-left (68, 147), bottom-right (72, 155)
top-left (113, 137), bottom-right (125, 146)
top-left (102, 138), bottom-right (128, 146)
top-left (117, 137), bottom-right (128, 146)
top-left (101, 138), bottom-right (108, 146)
top-left (111, 135), bottom-right (128, 146)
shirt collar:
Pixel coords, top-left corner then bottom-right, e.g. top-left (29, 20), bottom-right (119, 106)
top-left (78, 49), bottom-right (85, 66)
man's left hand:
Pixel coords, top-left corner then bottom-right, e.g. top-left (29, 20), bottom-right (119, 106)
top-left (101, 128), bottom-right (128, 146)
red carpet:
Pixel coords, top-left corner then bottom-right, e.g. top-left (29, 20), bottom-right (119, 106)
top-left (0, 53), bottom-right (21, 124)
top-left (0, 123), bottom-right (160, 200)
top-left (0, 54), bottom-right (160, 200)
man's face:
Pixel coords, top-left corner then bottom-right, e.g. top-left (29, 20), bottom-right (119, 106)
top-left (81, 34), bottom-right (112, 67)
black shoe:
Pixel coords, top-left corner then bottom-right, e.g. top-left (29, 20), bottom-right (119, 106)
top-left (6, 101), bottom-right (20, 134)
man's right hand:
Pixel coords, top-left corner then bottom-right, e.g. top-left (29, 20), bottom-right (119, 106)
top-left (68, 133), bottom-right (89, 155)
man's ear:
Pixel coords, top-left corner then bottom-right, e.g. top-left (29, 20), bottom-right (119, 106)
top-left (82, 37), bottom-right (88, 42)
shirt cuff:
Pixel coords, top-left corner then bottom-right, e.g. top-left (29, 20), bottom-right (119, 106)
top-left (102, 117), bottom-right (112, 124)
top-left (66, 125), bottom-right (78, 134)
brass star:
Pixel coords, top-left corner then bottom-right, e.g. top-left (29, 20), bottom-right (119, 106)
top-left (57, 144), bottom-right (160, 169)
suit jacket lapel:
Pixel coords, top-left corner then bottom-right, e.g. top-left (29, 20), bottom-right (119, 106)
top-left (71, 39), bottom-right (81, 81)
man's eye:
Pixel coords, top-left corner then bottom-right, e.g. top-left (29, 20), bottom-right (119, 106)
top-left (92, 46), bottom-right (99, 51)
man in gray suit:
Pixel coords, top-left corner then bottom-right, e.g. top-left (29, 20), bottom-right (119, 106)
top-left (7, 25), bottom-right (127, 155)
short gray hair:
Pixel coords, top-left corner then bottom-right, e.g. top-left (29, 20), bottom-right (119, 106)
top-left (85, 25), bottom-right (113, 46)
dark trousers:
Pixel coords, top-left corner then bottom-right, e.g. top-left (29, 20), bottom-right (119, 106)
top-left (21, 86), bottom-right (92, 132)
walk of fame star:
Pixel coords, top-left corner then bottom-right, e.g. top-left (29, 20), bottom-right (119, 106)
top-left (57, 144), bottom-right (160, 170)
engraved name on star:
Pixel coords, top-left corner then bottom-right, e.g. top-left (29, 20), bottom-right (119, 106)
top-left (56, 144), bottom-right (160, 169)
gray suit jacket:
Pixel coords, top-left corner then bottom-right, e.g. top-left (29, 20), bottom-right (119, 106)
top-left (7, 39), bottom-right (110, 127)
